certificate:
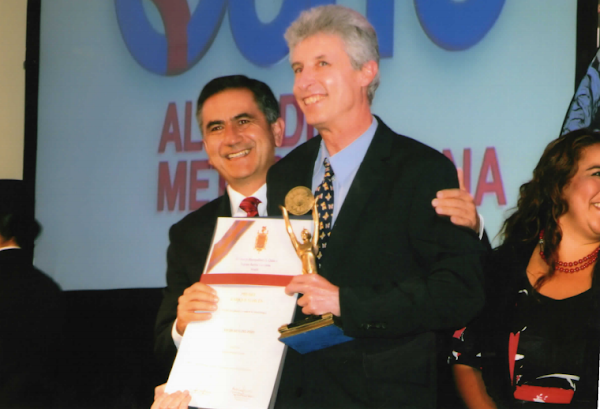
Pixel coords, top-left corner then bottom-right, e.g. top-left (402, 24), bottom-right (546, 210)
top-left (165, 217), bottom-right (314, 409)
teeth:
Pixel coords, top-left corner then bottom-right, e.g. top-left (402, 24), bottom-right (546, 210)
top-left (228, 149), bottom-right (250, 159)
top-left (304, 95), bottom-right (323, 105)
top-left (595, 203), bottom-right (600, 208)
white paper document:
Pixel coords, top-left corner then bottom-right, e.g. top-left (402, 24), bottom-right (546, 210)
top-left (166, 217), bottom-right (314, 409)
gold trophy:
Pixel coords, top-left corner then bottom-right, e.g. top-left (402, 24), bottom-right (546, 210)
top-left (279, 187), bottom-right (319, 275)
top-left (277, 187), bottom-right (352, 354)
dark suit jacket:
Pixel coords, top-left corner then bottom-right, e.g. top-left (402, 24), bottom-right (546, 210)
top-left (267, 117), bottom-right (486, 408)
top-left (154, 194), bottom-right (231, 373)
top-left (0, 249), bottom-right (64, 408)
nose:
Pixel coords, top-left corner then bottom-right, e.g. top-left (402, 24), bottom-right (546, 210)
top-left (294, 67), bottom-right (315, 91)
top-left (223, 123), bottom-right (243, 146)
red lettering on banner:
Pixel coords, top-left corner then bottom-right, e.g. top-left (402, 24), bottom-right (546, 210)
top-left (463, 148), bottom-right (472, 194)
top-left (280, 94), bottom-right (318, 143)
top-left (307, 124), bottom-right (316, 140)
top-left (218, 174), bottom-right (226, 197)
top-left (442, 149), bottom-right (454, 162)
top-left (280, 94), bottom-right (303, 147)
top-left (474, 147), bottom-right (506, 205)
top-left (442, 148), bottom-right (472, 193)
top-left (157, 95), bottom-right (315, 212)
top-left (184, 101), bottom-right (203, 151)
top-left (158, 103), bottom-right (183, 153)
top-left (189, 160), bottom-right (210, 211)
top-left (151, 0), bottom-right (191, 73)
top-left (443, 147), bottom-right (505, 205)
top-left (157, 161), bottom-right (187, 211)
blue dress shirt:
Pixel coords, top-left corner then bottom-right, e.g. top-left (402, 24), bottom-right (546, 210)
top-left (311, 117), bottom-right (378, 227)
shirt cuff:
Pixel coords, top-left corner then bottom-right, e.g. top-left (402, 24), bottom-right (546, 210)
top-left (477, 213), bottom-right (485, 240)
top-left (171, 319), bottom-right (183, 349)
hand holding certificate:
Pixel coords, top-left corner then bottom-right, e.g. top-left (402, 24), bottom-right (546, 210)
top-left (165, 216), bottom-right (313, 409)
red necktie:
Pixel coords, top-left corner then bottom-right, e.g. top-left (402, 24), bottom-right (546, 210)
top-left (239, 197), bottom-right (261, 217)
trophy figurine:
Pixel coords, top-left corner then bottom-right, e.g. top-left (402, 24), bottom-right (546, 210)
top-left (277, 187), bottom-right (353, 354)
top-left (279, 201), bottom-right (319, 276)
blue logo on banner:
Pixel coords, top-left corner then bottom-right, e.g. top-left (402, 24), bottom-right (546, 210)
top-left (115, 0), bottom-right (227, 75)
top-left (115, 0), bottom-right (502, 76)
top-left (415, 0), bottom-right (505, 51)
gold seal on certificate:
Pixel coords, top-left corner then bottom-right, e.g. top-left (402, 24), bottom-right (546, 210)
top-left (255, 226), bottom-right (268, 252)
top-left (284, 186), bottom-right (315, 216)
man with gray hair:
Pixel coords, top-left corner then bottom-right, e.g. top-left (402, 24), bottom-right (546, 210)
top-left (267, 5), bottom-right (486, 408)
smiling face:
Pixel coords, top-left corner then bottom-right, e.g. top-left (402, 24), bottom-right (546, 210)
top-left (200, 88), bottom-right (283, 196)
top-left (290, 32), bottom-right (374, 133)
top-left (559, 143), bottom-right (600, 242)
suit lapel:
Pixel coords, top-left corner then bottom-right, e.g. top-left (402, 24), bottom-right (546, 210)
top-left (218, 193), bottom-right (232, 217)
top-left (324, 118), bottom-right (394, 270)
top-left (292, 137), bottom-right (321, 190)
top-left (273, 136), bottom-right (321, 209)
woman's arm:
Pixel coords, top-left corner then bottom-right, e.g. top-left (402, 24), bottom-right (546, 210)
top-left (453, 364), bottom-right (497, 409)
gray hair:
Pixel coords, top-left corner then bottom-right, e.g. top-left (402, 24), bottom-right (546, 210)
top-left (285, 5), bottom-right (380, 104)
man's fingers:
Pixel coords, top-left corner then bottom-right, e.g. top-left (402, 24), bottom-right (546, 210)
top-left (181, 300), bottom-right (218, 312)
top-left (179, 392), bottom-right (192, 409)
top-left (182, 282), bottom-right (218, 297)
top-left (285, 274), bottom-right (313, 295)
top-left (154, 384), bottom-right (166, 400)
top-left (435, 188), bottom-right (461, 200)
top-left (450, 215), bottom-right (471, 226)
top-left (155, 390), bottom-right (190, 409)
top-left (433, 201), bottom-right (473, 216)
top-left (178, 291), bottom-right (219, 308)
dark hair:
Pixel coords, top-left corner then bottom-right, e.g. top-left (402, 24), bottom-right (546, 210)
top-left (502, 128), bottom-right (600, 288)
top-left (196, 75), bottom-right (280, 132)
top-left (0, 212), bottom-right (41, 247)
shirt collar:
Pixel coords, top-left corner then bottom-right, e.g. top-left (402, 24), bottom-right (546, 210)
top-left (313, 117), bottom-right (378, 180)
top-left (227, 184), bottom-right (268, 217)
top-left (0, 246), bottom-right (21, 252)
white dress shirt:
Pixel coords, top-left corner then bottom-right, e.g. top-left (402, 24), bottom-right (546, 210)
top-left (171, 184), bottom-right (267, 347)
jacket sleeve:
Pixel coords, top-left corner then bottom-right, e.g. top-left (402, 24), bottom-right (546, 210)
top-left (339, 158), bottom-right (487, 338)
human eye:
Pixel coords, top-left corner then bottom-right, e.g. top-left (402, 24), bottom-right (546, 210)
top-left (292, 64), bottom-right (302, 74)
top-left (208, 124), bottom-right (223, 133)
top-left (318, 60), bottom-right (329, 67)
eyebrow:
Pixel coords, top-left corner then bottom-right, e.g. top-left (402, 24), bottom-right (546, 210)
top-left (205, 113), bottom-right (255, 131)
top-left (291, 54), bottom-right (327, 68)
top-left (233, 113), bottom-right (254, 121)
top-left (205, 119), bottom-right (224, 131)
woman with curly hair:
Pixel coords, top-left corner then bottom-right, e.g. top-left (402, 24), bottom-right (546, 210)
top-left (450, 129), bottom-right (600, 408)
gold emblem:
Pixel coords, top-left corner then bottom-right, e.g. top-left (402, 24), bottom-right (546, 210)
top-left (255, 226), bottom-right (268, 252)
top-left (284, 186), bottom-right (315, 216)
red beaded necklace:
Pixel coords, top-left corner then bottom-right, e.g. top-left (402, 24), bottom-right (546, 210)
top-left (539, 230), bottom-right (600, 273)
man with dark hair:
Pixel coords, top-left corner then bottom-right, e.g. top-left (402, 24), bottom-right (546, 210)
top-left (154, 75), bottom-right (284, 371)
top-left (0, 179), bottom-right (63, 408)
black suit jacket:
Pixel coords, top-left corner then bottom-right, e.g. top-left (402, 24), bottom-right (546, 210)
top-left (0, 249), bottom-right (64, 408)
top-left (154, 194), bottom-right (231, 372)
top-left (267, 118), bottom-right (486, 408)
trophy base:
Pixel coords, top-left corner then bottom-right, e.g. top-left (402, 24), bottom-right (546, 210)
top-left (278, 313), bottom-right (354, 354)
